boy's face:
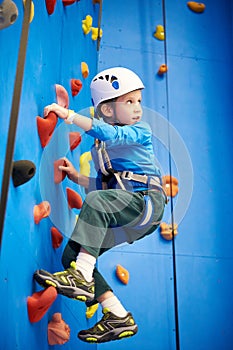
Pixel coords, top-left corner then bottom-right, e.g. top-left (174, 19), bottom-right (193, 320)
top-left (114, 89), bottom-right (143, 125)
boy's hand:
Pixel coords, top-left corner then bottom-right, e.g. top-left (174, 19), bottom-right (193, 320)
top-left (58, 157), bottom-right (79, 183)
top-left (44, 103), bottom-right (68, 120)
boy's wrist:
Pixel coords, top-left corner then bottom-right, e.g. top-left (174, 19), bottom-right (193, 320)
top-left (66, 109), bottom-right (76, 124)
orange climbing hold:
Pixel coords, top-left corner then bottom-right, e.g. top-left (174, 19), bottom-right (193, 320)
top-left (116, 264), bottom-right (129, 285)
top-left (81, 62), bottom-right (89, 79)
top-left (27, 287), bottom-right (57, 323)
top-left (34, 201), bottom-right (51, 224)
top-left (51, 227), bottom-right (63, 248)
top-left (69, 132), bottom-right (82, 151)
top-left (66, 188), bottom-right (83, 209)
top-left (160, 222), bottom-right (178, 241)
top-left (187, 2), bottom-right (206, 13)
top-left (71, 79), bottom-right (83, 97)
top-left (37, 111), bottom-right (58, 148)
top-left (48, 313), bottom-right (70, 345)
top-left (162, 175), bottom-right (179, 197)
top-left (54, 159), bottom-right (66, 184)
top-left (158, 64), bottom-right (168, 75)
top-left (45, 0), bottom-right (57, 15)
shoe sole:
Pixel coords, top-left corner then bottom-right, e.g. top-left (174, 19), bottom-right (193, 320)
top-left (78, 325), bottom-right (138, 343)
top-left (34, 271), bottom-right (94, 302)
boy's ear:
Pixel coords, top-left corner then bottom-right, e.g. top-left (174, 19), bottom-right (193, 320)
top-left (100, 103), bottom-right (114, 117)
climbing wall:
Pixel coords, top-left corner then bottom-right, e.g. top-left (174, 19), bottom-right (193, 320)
top-left (0, 0), bottom-right (233, 350)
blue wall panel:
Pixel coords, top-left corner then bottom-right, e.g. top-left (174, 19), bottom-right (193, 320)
top-left (0, 1), bottom-right (99, 349)
top-left (98, 0), bottom-right (233, 349)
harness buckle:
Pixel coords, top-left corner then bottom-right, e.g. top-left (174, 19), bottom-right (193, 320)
top-left (121, 171), bottom-right (134, 180)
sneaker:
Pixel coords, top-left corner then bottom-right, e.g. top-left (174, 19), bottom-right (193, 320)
top-left (78, 308), bottom-right (138, 343)
top-left (33, 261), bottom-right (95, 302)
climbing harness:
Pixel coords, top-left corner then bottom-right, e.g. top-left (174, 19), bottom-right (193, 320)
top-left (95, 138), bottom-right (167, 198)
top-left (95, 138), bottom-right (167, 231)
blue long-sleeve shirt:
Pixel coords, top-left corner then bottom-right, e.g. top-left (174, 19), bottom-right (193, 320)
top-left (86, 118), bottom-right (161, 191)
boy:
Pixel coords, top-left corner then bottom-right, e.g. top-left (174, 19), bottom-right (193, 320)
top-left (34, 67), bottom-right (166, 343)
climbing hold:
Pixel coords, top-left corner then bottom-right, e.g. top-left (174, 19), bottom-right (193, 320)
top-left (92, 0), bottom-right (100, 4)
top-left (116, 264), bottom-right (129, 285)
top-left (160, 222), bottom-right (178, 241)
top-left (0, 0), bottom-right (18, 30)
top-left (187, 2), bottom-right (206, 13)
top-left (54, 158), bottom-right (66, 184)
top-left (48, 313), bottom-right (70, 345)
top-left (37, 111), bottom-right (58, 148)
top-left (153, 24), bottom-right (165, 40)
top-left (66, 188), bottom-right (83, 209)
top-left (82, 14), bottom-right (93, 35)
top-left (80, 151), bottom-right (92, 177)
top-left (69, 131), bottom-right (81, 151)
top-left (45, 0), bottom-right (56, 15)
top-left (27, 287), bottom-right (57, 323)
top-left (55, 84), bottom-right (69, 108)
top-left (81, 62), bottom-right (89, 79)
top-left (23, 0), bottom-right (34, 22)
top-left (91, 27), bottom-right (102, 41)
top-left (12, 160), bottom-right (36, 187)
top-left (33, 201), bottom-right (51, 224)
top-left (71, 79), bottom-right (82, 97)
top-left (86, 303), bottom-right (99, 319)
top-left (157, 64), bottom-right (168, 75)
top-left (62, 0), bottom-right (76, 6)
top-left (51, 227), bottom-right (63, 248)
top-left (90, 106), bottom-right (95, 118)
top-left (162, 175), bottom-right (179, 197)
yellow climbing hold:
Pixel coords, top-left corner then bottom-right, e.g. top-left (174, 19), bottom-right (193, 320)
top-left (86, 304), bottom-right (99, 319)
top-left (80, 151), bottom-right (92, 177)
top-left (82, 15), bottom-right (93, 35)
top-left (91, 27), bottom-right (103, 41)
top-left (81, 62), bottom-right (89, 79)
top-left (23, 0), bottom-right (34, 23)
top-left (153, 24), bottom-right (165, 41)
top-left (89, 106), bottom-right (95, 118)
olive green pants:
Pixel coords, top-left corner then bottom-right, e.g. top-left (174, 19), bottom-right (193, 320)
top-left (62, 189), bottom-right (165, 304)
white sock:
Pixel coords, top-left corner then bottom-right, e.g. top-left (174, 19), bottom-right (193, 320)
top-left (101, 295), bottom-right (128, 318)
top-left (75, 252), bottom-right (96, 282)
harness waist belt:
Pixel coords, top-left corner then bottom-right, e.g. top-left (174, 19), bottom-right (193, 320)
top-left (120, 171), bottom-right (168, 203)
top-left (120, 171), bottom-right (160, 186)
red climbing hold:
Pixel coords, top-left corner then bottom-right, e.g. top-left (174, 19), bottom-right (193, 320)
top-left (45, 0), bottom-right (57, 15)
top-left (27, 287), bottom-right (57, 323)
top-left (71, 79), bottom-right (83, 97)
top-left (37, 111), bottom-right (58, 148)
top-left (69, 132), bottom-right (82, 151)
top-left (54, 158), bottom-right (67, 184)
top-left (66, 188), bottom-right (83, 209)
top-left (51, 227), bottom-right (63, 248)
top-left (48, 313), bottom-right (70, 345)
top-left (62, 0), bottom-right (76, 6)
top-left (34, 201), bottom-right (51, 224)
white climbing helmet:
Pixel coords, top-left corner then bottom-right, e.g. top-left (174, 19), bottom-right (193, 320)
top-left (90, 67), bottom-right (145, 108)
